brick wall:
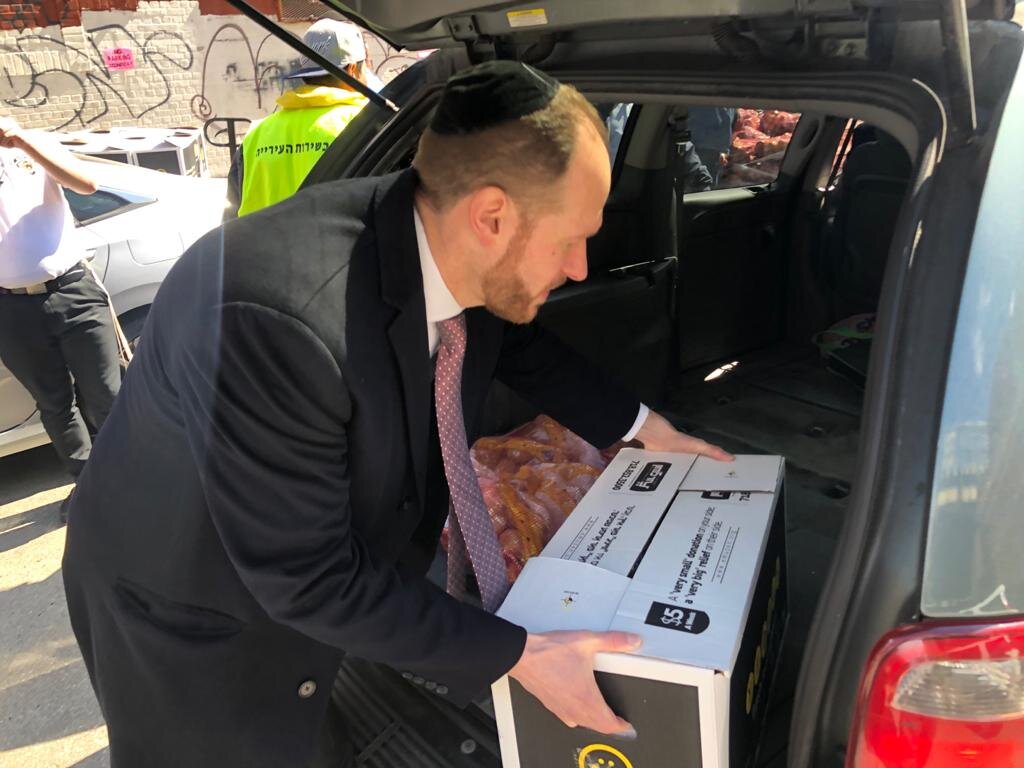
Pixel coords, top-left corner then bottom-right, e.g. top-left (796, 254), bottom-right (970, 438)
top-left (0, 0), bottom-right (141, 30)
top-left (0, 1), bottom-right (200, 137)
top-left (197, 0), bottom-right (275, 16)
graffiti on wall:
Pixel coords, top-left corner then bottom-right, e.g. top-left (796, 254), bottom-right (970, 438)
top-left (191, 22), bottom-right (287, 120)
top-left (0, 23), bottom-right (193, 129)
top-left (0, 11), bottom-right (425, 140)
top-left (192, 20), bottom-right (423, 123)
top-left (363, 33), bottom-right (423, 83)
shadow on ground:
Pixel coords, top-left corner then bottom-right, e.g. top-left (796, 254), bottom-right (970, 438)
top-left (0, 498), bottom-right (66, 555)
top-left (0, 571), bottom-right (105, 752)
top-left (0, 445), bottom-right (68, 506)
top-left (70, 749), bottom-right (110, 767)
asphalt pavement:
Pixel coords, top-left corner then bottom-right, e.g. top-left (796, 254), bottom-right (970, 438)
top-left (0, 446), bottom-right (109, 768)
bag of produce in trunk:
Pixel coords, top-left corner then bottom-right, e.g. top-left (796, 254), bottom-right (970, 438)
top-left (443, 414), bottom-right (633, 583)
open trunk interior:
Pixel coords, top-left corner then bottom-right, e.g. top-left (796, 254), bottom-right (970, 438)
top-left (328, 94), bottom-right (912, 767)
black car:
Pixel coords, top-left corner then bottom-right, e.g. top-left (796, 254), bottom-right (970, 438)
top-left (230, 1), bottom-right (1024, 765)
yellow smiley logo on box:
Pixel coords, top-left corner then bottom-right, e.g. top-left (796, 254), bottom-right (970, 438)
top-left (579, 743), bottom-right (634, 768)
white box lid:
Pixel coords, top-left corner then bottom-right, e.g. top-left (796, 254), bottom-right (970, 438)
top-left (609, 485), bottom-right (779, 672)
top-left (678, 454), bottom-right (784, 493)
top-left (497, 451), bottom-right (784, 676)
top-left (497, 557), bottom-right (630, 633)
top-left (540, 449), bottom-right (698, 575)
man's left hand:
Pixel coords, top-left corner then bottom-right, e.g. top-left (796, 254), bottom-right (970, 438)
top-left (634, 409), bottom-right (734, 461)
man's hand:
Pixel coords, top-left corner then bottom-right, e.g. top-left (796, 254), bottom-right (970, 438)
top-left (508, 630), bottom-right (642, 737)
top-left (0, 116), bottom-right (25, 150)
top-left (634, 409), bottom-right (733, 461)
top-left (0, 117), bottom-right (97, 194)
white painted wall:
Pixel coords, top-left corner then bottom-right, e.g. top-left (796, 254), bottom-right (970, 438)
top-left (0, 0), bottom-right (422, 176)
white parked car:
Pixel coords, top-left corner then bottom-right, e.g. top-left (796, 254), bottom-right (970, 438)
top-left (0, 156), bottom-right (227, 458)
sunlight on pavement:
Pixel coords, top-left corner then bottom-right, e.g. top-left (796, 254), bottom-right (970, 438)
top-left (0, 480), bottom-right (72, 592)
top-left (0, 725), bottom-right (108, 768)
top-left (0, 525), bottom-right (67, 592)
top-left (0, 485), bottom-right (72, 520)
top-left (3, 636), bottom-right (83, 690)
top-left (1, 451), bottom-right (107, 767)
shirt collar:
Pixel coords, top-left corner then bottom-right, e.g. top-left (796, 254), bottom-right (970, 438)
top-left (414, 208), bottom-right (462, 324)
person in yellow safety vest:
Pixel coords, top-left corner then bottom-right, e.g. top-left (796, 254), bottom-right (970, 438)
top-left (226, 19), bottom-right (370, 218)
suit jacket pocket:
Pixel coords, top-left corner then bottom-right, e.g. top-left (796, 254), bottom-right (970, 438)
top-left (114, 578), bottom-right (246, 641)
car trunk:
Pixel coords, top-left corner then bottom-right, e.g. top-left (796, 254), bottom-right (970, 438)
top-left (330, 356), bottom-right (864, 768)
top-left (327, 215), bottom-right (869, 767)
top-left (224, 0), bottom-right (1022, 764)
top-left (317, 65), bottom-right (923, 767)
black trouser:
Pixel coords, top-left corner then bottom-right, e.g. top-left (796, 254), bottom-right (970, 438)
top-left (694, 144), bottom-right (724, 185)
top-left (0, 270), bottom-right (120, 477)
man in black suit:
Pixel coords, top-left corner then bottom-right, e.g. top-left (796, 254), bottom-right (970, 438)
top-left (63, 61), bottom-right (730, 767)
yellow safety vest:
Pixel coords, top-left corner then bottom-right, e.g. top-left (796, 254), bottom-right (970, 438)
top-left (238, 85), bottom-right (368, 217)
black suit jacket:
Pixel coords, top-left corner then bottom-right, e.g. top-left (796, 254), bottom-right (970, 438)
top-left (62, 169), bottom-right (640, 767)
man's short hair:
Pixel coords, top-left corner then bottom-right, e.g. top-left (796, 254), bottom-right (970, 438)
top-left (413, 83), bottom-right (607, 214)
top-left (302, 61), bottom-right (366, 89)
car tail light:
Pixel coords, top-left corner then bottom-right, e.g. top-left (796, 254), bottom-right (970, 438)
top-left (847, 619), bottom-right (1024, 768)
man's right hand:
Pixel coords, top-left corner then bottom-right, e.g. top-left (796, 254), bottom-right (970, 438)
top-left (507, 630), bottom-right (642, 737)
top-left (0, 116), bottom-right (97, 194)
top-left (0, 116), bottom-right (24, 150)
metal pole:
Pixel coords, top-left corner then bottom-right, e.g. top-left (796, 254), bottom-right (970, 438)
top-left (938, 0), bottom-right (977, 145)
top-left (204, 117), bottom-right (251, 157)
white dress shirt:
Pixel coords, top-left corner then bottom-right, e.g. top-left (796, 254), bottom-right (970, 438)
top-left (413, 209), bottom-right (649, 441)
top-left (0, 146), bottom-right (84, 288)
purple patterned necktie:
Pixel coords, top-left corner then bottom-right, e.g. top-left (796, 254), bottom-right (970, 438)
top-left (435, 314), bottom-right (508, 612)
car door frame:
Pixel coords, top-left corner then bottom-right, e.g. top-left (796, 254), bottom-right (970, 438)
top-left (787, 33), bottom-right (1024, 768)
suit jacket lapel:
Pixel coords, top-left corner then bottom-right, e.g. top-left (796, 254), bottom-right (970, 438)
top-left (376, 169), bottom-right (431, 511)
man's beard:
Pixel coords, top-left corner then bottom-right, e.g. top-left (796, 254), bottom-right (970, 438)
top-left (481, 221), bottom-right (541, 324)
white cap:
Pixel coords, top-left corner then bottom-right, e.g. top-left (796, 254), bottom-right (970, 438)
top-left (285, 19), bottom-right (367, 79)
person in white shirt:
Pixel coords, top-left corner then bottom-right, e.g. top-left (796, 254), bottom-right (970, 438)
top-left (0, 116), bottom-right (117, 516)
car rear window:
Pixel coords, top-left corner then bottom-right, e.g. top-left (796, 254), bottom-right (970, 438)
top-left (595, 101), bottom-right (635, 169)
top-left (601, 104), bottom-right (801, 192)
top-left (716, 108), bottom-right (801, 189)
top-left (64, 186), bottom-right (155, 225)
top-left (64, 189), bottom-right (133, 224)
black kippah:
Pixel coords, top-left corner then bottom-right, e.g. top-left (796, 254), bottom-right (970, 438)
top-left (429, 60), bottom-right (559, 135)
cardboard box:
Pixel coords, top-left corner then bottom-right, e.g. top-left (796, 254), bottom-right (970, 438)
top-left (493, 449), bottom-right (787, 768)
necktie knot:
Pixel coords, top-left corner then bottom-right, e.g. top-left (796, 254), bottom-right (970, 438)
top-left (437, 314), bottom-right (466, 351)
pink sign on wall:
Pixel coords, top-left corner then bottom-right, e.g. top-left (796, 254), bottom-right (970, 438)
top-left (103, 47), bottom-right (136, 71)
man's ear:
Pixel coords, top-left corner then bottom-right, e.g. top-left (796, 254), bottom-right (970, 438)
top-left (466, 185), bottom-right (511, 247)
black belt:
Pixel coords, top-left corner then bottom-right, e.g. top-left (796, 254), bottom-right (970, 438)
top-left (0, 263), bottom-right (88, 295)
